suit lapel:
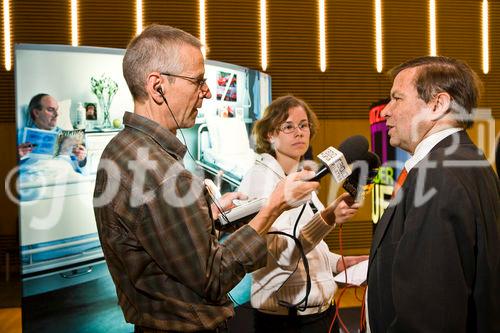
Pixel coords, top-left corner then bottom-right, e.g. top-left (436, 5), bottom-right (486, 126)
top-left (368, 201), bottom-right (397, 269)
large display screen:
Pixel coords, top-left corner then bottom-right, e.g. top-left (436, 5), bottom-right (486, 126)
top-left (15, 45), bottom-right (133, 285)
top-left (15, 44), bottom-right (271, 299)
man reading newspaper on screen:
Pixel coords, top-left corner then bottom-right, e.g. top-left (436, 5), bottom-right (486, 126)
top-left (17, 93), bottom-right (88, 174)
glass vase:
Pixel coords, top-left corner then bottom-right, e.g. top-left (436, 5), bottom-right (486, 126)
top-left (98, 97), bottom-right (112, 129)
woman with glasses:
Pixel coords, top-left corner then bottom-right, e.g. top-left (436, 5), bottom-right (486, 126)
top-left (238, 95), bottom-right (368, 333)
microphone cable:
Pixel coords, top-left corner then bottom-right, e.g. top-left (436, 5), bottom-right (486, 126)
top-left (204, 186), bottom-right (231, 239)
top-left (159, 92), bottom-right (197, 163)
top-left (268, 203), bottom-right (312, 312)
top-left (327, 222), bottom-right (369, 333)
top-left (222, 203), bottom-right (313, 313)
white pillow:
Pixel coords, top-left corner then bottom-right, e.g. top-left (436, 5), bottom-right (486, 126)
top-left (205, 117), bottom-right (250, 155)
top-left (56, 99), bottom-right (74, 130)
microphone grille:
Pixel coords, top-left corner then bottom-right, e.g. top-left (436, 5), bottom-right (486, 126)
top-left (338, 135), bottom-right (369, 163)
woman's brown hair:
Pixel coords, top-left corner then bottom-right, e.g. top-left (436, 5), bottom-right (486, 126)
top-left (253, 95), bottom-right (319, 155)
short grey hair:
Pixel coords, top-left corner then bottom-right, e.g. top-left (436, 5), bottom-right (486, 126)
top-left (123, 24), bottom-right (202, 101)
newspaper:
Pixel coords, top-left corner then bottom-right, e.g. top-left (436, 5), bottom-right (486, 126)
top-left (22, 127), bottom-right (85, 157)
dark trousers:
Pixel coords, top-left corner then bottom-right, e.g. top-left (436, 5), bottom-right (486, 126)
top-left (134, 321), bottom-right (228, 333)
top-left (254, 305), bottom-right (339, 333)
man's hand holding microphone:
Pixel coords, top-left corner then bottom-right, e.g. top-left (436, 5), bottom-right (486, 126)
top-left (249, 169), bottom-right (320, 236)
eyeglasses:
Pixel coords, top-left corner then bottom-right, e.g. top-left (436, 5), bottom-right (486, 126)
top-left (160, 72), bottom-right (208, 92)
top-left (278, 121), bottom-right (310, 134)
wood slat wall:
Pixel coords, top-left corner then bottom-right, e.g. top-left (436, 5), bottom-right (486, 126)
top-left (144, 1), bottom-right (198, 39)
top-left (325, 220), bottom-right (373, 255)
top-left (0, 122), bottom-right (18, 236)
top-left (12, 1), bottom-right (70, 44)
top-left (482, 0), bottom-right (500, 114)
top-left (265, 0), bottom-right (389, 119)
top-left (2, 0), bottom-right (500, 122)
top-left (206, 0), bottom-right (260, 69)
top-left (1, 0), bottom-right (71, 123)
top-left (0, 1), bottom-right (499, 250)
top-left (79, 0), bottom-right (135, 48)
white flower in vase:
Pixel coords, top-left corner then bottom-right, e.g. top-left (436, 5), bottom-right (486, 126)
top-left (90, 74), bottom-right (119, 128)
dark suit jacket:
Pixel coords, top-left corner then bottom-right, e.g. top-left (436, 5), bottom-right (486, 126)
top-left (367, 131), bottom-right (500, 333)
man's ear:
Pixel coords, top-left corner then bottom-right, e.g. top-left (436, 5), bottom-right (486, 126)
top-left (31, 108), bottom-right (41, 120)
top-left (146, 72), bottom-right (164, 104)
top-left (430, 92), bottom-right (452, 121)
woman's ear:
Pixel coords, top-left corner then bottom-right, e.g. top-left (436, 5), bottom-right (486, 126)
top-left (267, 133), bottom-right (275, 144)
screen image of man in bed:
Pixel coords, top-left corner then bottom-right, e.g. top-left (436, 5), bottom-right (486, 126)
top-left (17, 93), bottom-right (88, 174)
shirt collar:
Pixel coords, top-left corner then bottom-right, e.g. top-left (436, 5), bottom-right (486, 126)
top-left (405, 127), bottom-right (462, 171)
top-left (123, 112), bottom-right (187, 160)
top-left (257, 153), bottom-right (287, 179)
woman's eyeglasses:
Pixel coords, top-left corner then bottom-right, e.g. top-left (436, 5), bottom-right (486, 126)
top-left (278, 121), bottom-right (310, 134)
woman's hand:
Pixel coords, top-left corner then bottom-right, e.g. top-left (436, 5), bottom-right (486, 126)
top-left (320, 192), bottom-right (361, 226)
top-left (336, 255), bottom-right (369, 272)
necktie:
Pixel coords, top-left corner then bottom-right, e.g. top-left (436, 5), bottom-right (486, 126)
top-left (392, 167), bottom-right (408, 197)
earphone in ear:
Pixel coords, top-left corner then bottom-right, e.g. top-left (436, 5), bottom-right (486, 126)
top-left (156, 86), bottom-right (164, 96)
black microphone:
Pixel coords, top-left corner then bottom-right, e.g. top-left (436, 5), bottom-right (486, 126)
top-left (342, 151), bottom-right (381, 200)
top-left (309, 135), bottom-right (369, 182)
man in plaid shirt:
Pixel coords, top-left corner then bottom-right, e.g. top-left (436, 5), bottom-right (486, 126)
top-left (93, 25), bottom-right (322, 333)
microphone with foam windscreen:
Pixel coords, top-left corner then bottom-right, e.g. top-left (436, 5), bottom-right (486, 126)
top-left (309, 135), bottom-right (369, 182)
top-left (342, 151), bottom-right (381, 200)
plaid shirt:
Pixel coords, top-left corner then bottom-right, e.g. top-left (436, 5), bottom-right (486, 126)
top-left (94, 112), bottom-right (267, 331)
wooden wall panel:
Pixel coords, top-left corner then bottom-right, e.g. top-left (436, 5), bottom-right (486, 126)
top-left (0, 71), bottom-right (14, 123)
top-left (483, 1), bottom-right (500, 118)
top-left (438, 0), bottom-right (481, 69)
top-left (1, 0), bottom-right (70, 123)
top-left (0, 0), bottom-right (12, 122)
top-left (80, 0), bottom-right (135, 48)
top-left (206, 0), bottom-right (259, 69)
top-left (438, 0), bottom-right (498, 118)
top-left (325, 220), bottom-right (372, 255)
top-left (0, 123), bottom-right (19, 235)
top-left (266, 0), bottom-right (328, 116)
top-left (144, 1), bottom-right (198, 39)
top-left (12, 1), bottom-right (70, 45)
top-left (0, 0), bottom-right (499, 243)
top-left (383, 0), bottom-right (429, 69)
top-left (2, 0), bottom-right (500, 123)
top-left (323, 0), bottom-right (390, 119)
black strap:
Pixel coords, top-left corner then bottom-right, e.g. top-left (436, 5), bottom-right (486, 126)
top-left (267, 229), bottom-right (311, 311)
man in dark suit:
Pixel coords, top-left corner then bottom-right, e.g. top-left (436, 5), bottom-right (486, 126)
top-left (367, 56), bottom-right (500, 333)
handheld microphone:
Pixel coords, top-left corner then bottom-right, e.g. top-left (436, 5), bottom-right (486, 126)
top-left (309, 135), bottom-right (369, 182)
top-left (342, 151), bottom-right (381, 200)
